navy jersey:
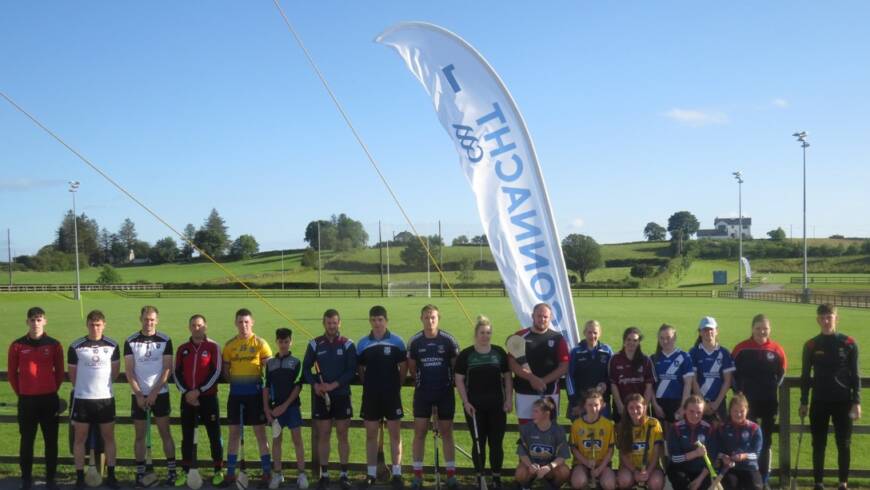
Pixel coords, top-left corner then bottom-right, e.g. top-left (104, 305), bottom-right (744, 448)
top-left (652, 349), bottom-right (694, 400)
top-left (357, 330), bottom-right (406, 394)
top-left (302, 335), bottom-right (357, 398)
top-left (667, 419), bottom-right (717, 473)
top-left (716, 419), bottom-right (762, 471)
top-left (689, 344), bottom-right (735, 401)
top-left (408, 330), bottom-right (459, 392)
top-left (566, 341), bottom-right (613, 402)
top-left (265, 352), bottom-right (303, 407)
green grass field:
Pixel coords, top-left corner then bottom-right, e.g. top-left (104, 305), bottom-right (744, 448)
top-left (0, 292), bottom-right (868, 486)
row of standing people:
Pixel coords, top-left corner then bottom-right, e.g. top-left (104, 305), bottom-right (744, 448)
top-left (8, 302), bottom-right (861, 490)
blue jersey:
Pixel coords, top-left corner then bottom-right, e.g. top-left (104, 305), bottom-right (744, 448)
top-left (302, 335), bottom-right (357, 398)
top-left (716, 419), bottom-right (762, 471)
top-left (566, 341), bottom-right (613, 401)
top-left (357, 330), bottom-right (406, 394)
top-left (265, 353), bottom-right (303, 407)
top-left (407, 330), bottom-right (459, 392)
top-left (652, 349), bottom-right (695, 400)
top-left (689, 344), bottom-right (735, 401)
top-left (667, 419), bottom-right (718, 473)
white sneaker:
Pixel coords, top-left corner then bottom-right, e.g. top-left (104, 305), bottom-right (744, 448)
top-left (269, 473), bottom-right (284, 490)
top-left (297, 473), bottom-right (309, 489)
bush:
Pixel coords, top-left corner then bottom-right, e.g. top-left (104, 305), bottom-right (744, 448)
top-left (630, 264), bottom-right (656, 278)
top-left (96, 265), bottom-right (122, 284)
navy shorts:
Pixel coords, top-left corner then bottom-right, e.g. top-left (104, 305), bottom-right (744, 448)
top-left (275, 405), bottom-right (303, 430)
top-left (227, 394), bottom-right (266, 426)
top-left (312, 393), bottom-right (353, 420)
top-left (413, 389), bottom-right (455, 420)
top-left (360, 390), bottom-right (403, 421)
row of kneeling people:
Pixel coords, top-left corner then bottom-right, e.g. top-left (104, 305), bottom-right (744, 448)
top-left (8, 302), bottom-right (860, 490)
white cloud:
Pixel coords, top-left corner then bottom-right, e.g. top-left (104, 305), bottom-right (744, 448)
top-left (663, 108), bottom-right (729, 127)
top-left (569, 217), bottom-right (585, 229)
top-left (772, 98), bottom-right (789, 108)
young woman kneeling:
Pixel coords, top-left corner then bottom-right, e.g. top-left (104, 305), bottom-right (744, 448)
top-left (515, 398), bottom-right (570, 489)
top-left (615, 394), bottom-right (665, 490)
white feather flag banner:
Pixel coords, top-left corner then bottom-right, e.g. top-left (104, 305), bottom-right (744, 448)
top-left (377, 22), bottom-right (579, 345)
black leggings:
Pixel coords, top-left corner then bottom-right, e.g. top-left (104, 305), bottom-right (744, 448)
top-left (722, 468), bottom-right (762, 490)
top-left (180, 395), bottom-right (224, 470)
top-left (466, 406), bottom-right (506, 475)
top-left (810, 400), bottom-right (853, 484)
top-left (18, 394), bottom-right (60, 482)
top-left (666, 463), bottom-right (710, 490)
top-left (747, 398), bottom-right (776, 481)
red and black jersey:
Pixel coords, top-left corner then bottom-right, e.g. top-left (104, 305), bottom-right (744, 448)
top-left (732, 338), bottom-right (787, 403)
top-left (800, 332), bottom-right (861, 405)
top-left (8, 333), bottom-right (65, 396)
top-left (510, 327), bottom-right (569, 395)
top-left (608, 350), bottom-right (655, 402)
top-left (174, 337), bottom-right (222, 396)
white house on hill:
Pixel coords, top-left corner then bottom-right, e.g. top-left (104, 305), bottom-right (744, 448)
top-left (697, 217), bottom-right (752, 239)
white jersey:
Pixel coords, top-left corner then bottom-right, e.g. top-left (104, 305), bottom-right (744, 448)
top-left (68, 336), bottom-right (120, 400)
top-left (124, 331), bottom-right (174, 395)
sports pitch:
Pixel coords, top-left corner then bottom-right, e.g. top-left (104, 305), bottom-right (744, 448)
top-left (0, 293), bottom-right (867, 485)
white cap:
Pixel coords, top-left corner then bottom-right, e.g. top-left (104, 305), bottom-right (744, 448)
top-left (698, 316), bottom-right (718, 330)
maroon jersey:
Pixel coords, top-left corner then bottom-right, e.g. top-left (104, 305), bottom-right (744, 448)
top-left (8, 334), bottom-right (65, 396)
top-left (608, 350), bottom-right (654, 402)
top-left (732, 338), bottom-right (787, 403)
top-left (511, 327), bottom-right (569, 395)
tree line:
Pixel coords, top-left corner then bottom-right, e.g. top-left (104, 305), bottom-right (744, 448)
top-left (14, 208), bottom-right (259, 271)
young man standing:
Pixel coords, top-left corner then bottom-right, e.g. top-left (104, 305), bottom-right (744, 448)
top-left (406, 305), bottom-right (460, 490)
top-left (800, 304), bottom-right (862, 490)
top-left (8, 307), bottom-right (65, 490)
top-left (125, 305), bottom-right (178, 487)
top-left (507, 303), bottom-right (570, 423)
top-left (69, 310), bottom-right (121, 490)
top-left (357, 306), bottom-right (407, 490)
top-left (302, 309), bottom-right (357, 490)
top-left (175, 314), bottom-right (225, 486)
top-left (222, 308), bottom-right (274, 489)
top-left (263, 328), bottom-right (307, 490)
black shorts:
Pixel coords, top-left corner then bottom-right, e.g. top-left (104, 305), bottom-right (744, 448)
top-left (180, 393), bottom-right (221, 425)
top-left (747, 398), bottom-right (778, 420)
top-left (656, 397), bottom-right (683, 423)
top-left (131, 392), bottom-right (171, 420)
top-left (227, 394), bottom-right (266, 426)
top-left (413, 389), bottom-right (455, 420)
top-left (312, 393), bottom-right (353, 420)
top-left (71, 398), bottom-right (115, 424)
top-left (360, 390), bottom-right (403, 421)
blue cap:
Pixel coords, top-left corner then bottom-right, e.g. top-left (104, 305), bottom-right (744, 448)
top-left (698, 316), bottom-right (718, 330)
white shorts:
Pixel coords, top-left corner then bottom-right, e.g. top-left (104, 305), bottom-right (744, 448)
top-left (515, 393), bottom-right (560, 420)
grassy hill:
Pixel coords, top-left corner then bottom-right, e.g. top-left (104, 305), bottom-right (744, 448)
top-left (7, 240), bottom-right (870, 291)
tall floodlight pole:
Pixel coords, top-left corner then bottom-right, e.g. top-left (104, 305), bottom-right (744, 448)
top-left (317, 221), bottom-right (322, 295)
top-left (793, 131), bottom-right (810, 302)
top-left (69, 181), bottom-right (82, 301)
top-left (733, 172), bottom-right (744, 296)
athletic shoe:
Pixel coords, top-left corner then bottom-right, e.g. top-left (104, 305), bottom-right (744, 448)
top-left (167, 473), bottom-right (184, 487)
top-left (212, 470), bottom-right (227, 487)
top-left (339, 475), bottom-right (351, 490)
top-left (104, 476), bottom-right (121, 490)
top-left (297, 473), bottom-right (309, 489)
top-left (317, 476), bottom-right (331, 490)
top-left (268, 472), bottom-right (284, 490)
top-left (174, 473), bottom-right (188, 487)
top-left (134, 475), bottom-right (145, 489)
top-left (359, 476), bottom-right (377, 489)
top-left (391, 475), bottom-right (404, 490)
top-left (410, 477), bottom-right (423, 490)
top-left (446, 476), bottom-right (458, 490)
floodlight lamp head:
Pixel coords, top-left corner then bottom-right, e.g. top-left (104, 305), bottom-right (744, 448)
top-left (68, 180), bottom-right (80, 192)
top-left (732, 171), bottom-right (743, 183)
top-left (793, 131), bottom-right (808, 142)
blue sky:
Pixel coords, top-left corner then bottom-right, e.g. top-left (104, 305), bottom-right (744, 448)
top-left (2, 1), bottom-right (869, 256)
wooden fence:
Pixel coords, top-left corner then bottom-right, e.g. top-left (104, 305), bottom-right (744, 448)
top-left (0, 372), bottom-right (866, 484)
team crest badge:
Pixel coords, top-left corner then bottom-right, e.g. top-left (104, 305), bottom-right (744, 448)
top-left (741, 431), bottom-right (750, 441)
top-left (337, 349), bottom-right (343, 355)
top-left (766, 352), bottom-right (775, 361)
top-left (548, 340), bottom-right (555, 347)
top-left (384, 346), bottom-right (392, 355)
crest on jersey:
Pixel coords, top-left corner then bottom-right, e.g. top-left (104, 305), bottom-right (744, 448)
top-left (437, 345), bottom-right (446, 354)
top-left (384, 346), bottom-right (392, 355)
top-left (548, 340), bottom-right (555, 347)
top-left (337, 349), bottom-right (343, 355)
top-left (766, 352), bottom-right (775, 361)
top-left (741, 430), bottom-right (750, 441)
top-left (698, 434), bottom-right (706, 443)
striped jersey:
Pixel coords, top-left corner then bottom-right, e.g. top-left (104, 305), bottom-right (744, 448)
top-left (689, 344), bottom-right (735, 401)
top-left (652, 349), bottom-right (694, 400)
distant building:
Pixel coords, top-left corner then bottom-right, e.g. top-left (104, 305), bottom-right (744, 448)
top-left (697, 217), bottom-right (752, 240)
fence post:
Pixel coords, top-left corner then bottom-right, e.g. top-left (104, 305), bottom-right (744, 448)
top-left (778, 381), bottom-right (792, 486)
